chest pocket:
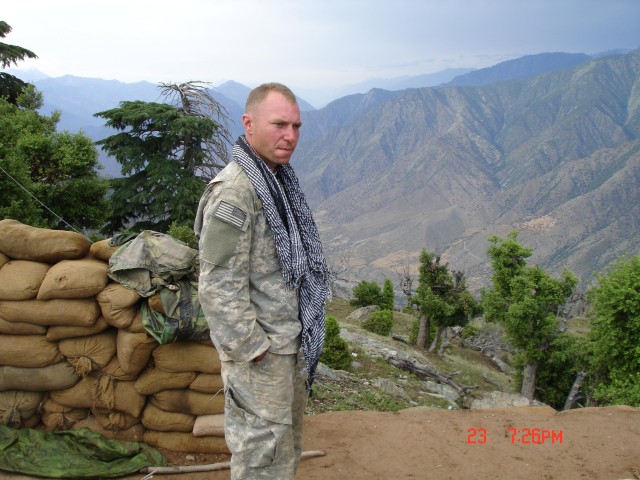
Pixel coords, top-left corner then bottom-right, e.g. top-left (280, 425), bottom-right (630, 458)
top-left (251, 203), bottom-right (282, 274)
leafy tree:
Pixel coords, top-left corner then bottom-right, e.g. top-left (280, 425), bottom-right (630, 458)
top-left (0, 87), bottom-right (109, 229)
top-left (95, 81), bottom-right (232, 235)
top-left (410, 249), bottom-right (481, 353)
top-left (482, 231), bottom-right (577, 399)
top-left (588, 253), bottom-right (640, 406)
top-left (0, 21), bottom-right (37, 104)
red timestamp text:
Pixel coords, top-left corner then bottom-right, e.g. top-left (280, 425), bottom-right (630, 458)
top-left (467, 427), bottom-right (563, 445)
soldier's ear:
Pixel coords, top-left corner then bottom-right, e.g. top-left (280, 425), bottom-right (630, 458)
top-left (242, 114), bottom-right (253, 134)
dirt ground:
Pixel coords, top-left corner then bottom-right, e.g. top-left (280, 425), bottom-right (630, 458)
top-left (4, 404), bottom-right (640, 480)
top-left (137, 404), bottom-right (640, 480)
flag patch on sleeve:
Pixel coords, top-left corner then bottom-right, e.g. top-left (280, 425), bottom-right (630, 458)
top-left (214, 201), bottom-right (246, 230)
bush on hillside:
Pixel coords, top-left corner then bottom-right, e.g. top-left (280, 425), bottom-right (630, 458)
top-left (362, 310), bottom-right (394, 336)
top-left (320, 316), bottom-right (352, 371)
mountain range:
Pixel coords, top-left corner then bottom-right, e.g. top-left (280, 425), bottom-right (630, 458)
top-left (10, 49), bottom-right (640, 292)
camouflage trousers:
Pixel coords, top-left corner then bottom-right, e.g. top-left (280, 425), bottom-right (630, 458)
top-left (221, 351), bottom-right (309, 479)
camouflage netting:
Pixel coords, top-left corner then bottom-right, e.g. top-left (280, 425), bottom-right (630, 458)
top-left (0, 219), bottom-right (229, 477)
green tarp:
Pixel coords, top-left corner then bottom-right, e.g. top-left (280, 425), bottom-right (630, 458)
top-left (0, 425), bottom-right (166, 478)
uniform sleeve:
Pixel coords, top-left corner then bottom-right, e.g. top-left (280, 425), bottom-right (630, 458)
top-left (197, 184), bottom-right (270, 363)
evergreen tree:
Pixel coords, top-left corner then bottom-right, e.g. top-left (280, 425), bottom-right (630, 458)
top-left (588, 253), bottom-right (640, 406)
top-left (95, 81), bottom-right (232, 234)
top-left (482, 231), bottom-right (577, 399)
top-left (0, 87), bottom-right (110, 229)
top-left (0, 21), bottom-right (37, 104)
top-left (381, 278), bottom-right (395, 310)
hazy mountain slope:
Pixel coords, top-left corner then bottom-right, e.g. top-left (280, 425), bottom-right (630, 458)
top-left (293, 51), bottom-right (640, 289)
top-left (446, 52), bottom-right (592, 87)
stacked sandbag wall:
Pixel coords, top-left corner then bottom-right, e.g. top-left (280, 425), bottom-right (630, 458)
top-left (0, 219), bottom-right (228, 454)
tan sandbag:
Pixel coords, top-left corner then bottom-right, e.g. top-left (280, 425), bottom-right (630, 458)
top-left (141, 402), bottom-right (195, 432)
top-left (0, 362), bottom-right (80, 392)
top-left (49, 375), bottom-right (94, 409)
top-left (22, 411), bottom-right (41, 429)
top-left (0, 252), bottom-right (9, 268)
top-left (46, 315), bottom-right (109, 341)
top-left (116, 329), bottom-right (157, 376)
top-left (92, 407), bottom-right (140, 431)
top-left (153, 341), bottom-right (221, 374)
top-left (134, 366), bottom-right (196, 395)
top-left (0, 390), bottom-right (44, 428)
top-left (99, 357), bottom-right (138, 381)
top-left (0, 298), bottom-right (101, 326)
top-left (59, 329), bottom-right (117, 376)
top-left (193, 414), bottom-right (225, 437)
top-left (124, 310), bottom-right (146, 333)
top-left (41, 397), bottom-right (89, 431)
top-left (0, 260), bottom-right (50, 300)
top-left (37, 258), bottom-right (109, 300)
top-left (0, 219), bottom-right (91, 262)
top-left (93, 378), bottom-right (146, 418)
top-left (0, 317), bottom-right (47, 335)
top-left (0, 334), bottom-right (63, 367)
top-left (148, 292), bottom-right (164, 314)
top-left (144, 430), bottom-right (230, 454)
top-left (96, 282), bottom-right (140, 329)
top-left (74, 415), bottom-right (145, 443)
top-left (89, 239), bottom-right (119, 262)
top-left (189, 373), bottom-right (225, 394)
top-left (150, 389), bottom-right (224, 416)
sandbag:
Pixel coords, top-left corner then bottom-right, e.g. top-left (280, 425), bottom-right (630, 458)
top-left (49, 376), bottom-right (94, 409)
top-left (0, 252), bottom-right (9, 268)
top-left (99, 357), bottom-right (138, 382)
top-left (193, 414), bottom-right (225, 437)
top-left (96, 283), bottom-right (140, 330)
top-left (0, 298), bottom-right (101, 326)
top-left (59, 330), bottom-right (117, 376)
top-left (93, 379), bottom-right (146, 418)
top-left (116, 329), bottom-right (157, 376)
top-left (89, 239), bottom-right (119, 262)
top-left (150, 389), bottom-right (224, 416)
top-left (189, 373), bottom-right (225, 394)
top-left (0, 219), bottom-right (91, 262)
top-left (152, 341), bottom-right (221, 374)
top-left (141, 403), bottom-right (195, 432)
top-left (134, 366), bottom-right (196, 395)
top-left (73, 416), bottom-right (146, 444)
top-left (0, 362), bottom-right (80, 392)
top-left (0, 390), bottom-right (44, 428)
top-left (0, 260), bottom-right (50, 300)
top-left (143, 430), bottom-right (230, 454)
top-left (46, 316), bottom-right (109, 342)
top-left (0, 334), bottom-right (63, 368)
top-left (92, 408), bottom-right (140, 431)
top-left (38, 258), bottom-right (109, 300)
top-left (0, 317), bottom-right (47, 335)
top-left (40, 398), bottom-right (89, 431)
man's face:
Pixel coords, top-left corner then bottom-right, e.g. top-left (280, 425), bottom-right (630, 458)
top-left (242, 91), bottom-right (302, 171)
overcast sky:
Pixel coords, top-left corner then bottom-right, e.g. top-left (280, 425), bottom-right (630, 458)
top-left (4, 0), bottom-right (640, 105)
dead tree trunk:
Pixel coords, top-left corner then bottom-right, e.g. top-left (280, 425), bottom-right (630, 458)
top-left (521, 361), bottom-right (538, 400)
top-left (387, 357), bottom-right (479, 397)
top-left (563, 370), bottom-right (586, 411)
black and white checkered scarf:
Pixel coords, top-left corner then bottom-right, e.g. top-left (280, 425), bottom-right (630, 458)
top-left (234, 135), bottom-right (332, 390)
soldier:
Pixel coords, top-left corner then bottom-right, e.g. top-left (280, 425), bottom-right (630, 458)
top-left (194, 82), bottom-right (332, 479)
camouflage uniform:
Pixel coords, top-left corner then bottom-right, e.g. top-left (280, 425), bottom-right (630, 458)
top-left (195, 162), bottom-right (309, 479)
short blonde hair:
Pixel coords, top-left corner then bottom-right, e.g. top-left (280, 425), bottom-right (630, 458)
top-left (246, 82), bottom-right (297, 112)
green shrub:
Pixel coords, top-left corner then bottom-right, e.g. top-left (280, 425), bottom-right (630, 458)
top-left (351, 280), bottom-right (383, 307)
top-left (320, 316), bottom-right (352, 370)
top-left (168, 221), bottom-right (198, 249)
top-left (362, 310), bottom-right (394, 336)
